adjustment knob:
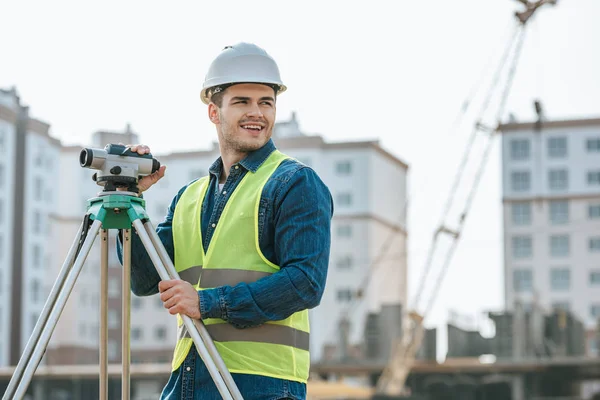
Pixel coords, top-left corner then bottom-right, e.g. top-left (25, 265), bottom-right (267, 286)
top-left (110, 166), bottom-right (122, 175)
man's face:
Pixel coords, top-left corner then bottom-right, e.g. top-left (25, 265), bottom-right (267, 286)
top-left (209, 83), bottom-right (276, 154)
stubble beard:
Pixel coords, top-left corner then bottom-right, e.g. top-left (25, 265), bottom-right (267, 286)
top-left (219, 111), bottom-right (272, 154)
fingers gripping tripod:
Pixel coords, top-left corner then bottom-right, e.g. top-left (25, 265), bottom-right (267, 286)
top-left (3, 192), bottom-right (244, 400)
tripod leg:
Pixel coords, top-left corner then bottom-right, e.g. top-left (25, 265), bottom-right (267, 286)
top-left (141, 220), bottom-right (244, 400)
top-left (130, 219), bottom-right (242, 400)
top-left (100, 229), bottom-right (109, 400)
top-left (2, 222), bottom-right (84, 400)
top-left (122, 229), bottom-right (132, 400)
top-left (11, 219), bottom-right (103, 400)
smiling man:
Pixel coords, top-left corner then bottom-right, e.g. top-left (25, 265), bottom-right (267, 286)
top-left (117, 43), bottom-right (334, 400)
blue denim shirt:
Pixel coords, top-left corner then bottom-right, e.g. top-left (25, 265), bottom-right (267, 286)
top-left (117, 139), bottom-right (334, 400)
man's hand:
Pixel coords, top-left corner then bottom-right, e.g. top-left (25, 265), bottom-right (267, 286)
top-left (118, 144), bottom-right (167, 194)
top-left (158, 279), bottom-right (201, 319)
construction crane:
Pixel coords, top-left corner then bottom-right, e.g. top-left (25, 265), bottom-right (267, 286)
top-left (374, 0), bottom-right (557, 396)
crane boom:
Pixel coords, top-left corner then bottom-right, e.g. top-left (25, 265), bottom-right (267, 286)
top-left (374, 1), bottom-right (556, 395)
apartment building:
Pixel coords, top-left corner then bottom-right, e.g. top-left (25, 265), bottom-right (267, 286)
top-left (499, 116), bottom-right (600, 354)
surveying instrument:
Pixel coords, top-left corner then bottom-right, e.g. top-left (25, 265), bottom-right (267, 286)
top-left (3, 144), bottom-right (244, 400)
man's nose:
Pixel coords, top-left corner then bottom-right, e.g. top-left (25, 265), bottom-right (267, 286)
top-left (246, 103), bottom-right (264, 118)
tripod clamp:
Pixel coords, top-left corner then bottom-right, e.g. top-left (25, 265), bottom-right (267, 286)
top-left (3, 192), bottom-right (243, 400)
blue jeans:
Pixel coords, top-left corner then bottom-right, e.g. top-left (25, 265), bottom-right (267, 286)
top-left (160, 350), bottom-right (307, 400)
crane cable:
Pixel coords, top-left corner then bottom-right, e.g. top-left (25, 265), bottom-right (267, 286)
top-left (422, 24), bottom-right (528, 318)
top-left (326, 18), bottom-right (528, 346)
top-left (410, 22), bottom-right (524, 315)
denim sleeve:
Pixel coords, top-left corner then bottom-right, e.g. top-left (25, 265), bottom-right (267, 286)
top-left (199, 166), bottom-right (334, 328)
top-left (116, 185), bottom-right (188, 296)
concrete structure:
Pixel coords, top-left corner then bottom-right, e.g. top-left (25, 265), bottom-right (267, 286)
top-left (498, 116), bottom-right (600, 355)
top-left (0, 87), bottom-right (175, 368)
top-left (0, 87), bottom-right (61, 367)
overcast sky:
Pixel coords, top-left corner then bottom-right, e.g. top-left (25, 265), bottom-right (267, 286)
top-left (3, 0), bottom-right (599, 348)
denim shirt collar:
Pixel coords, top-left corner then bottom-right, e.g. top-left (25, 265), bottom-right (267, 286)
top-left (208, 139), bottom-right (277, 178)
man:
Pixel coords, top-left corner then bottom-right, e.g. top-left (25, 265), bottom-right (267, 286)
top-left (117, 42), bottom-right (333, 399)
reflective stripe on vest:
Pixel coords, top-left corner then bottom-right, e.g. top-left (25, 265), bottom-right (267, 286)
top-left (178, 323), bottom-right (310, 352)
top-left (171, 150), bottom-right (311, 383)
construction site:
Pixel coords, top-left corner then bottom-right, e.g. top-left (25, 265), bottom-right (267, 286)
top-left (1, 0), bottom-right (600, 399)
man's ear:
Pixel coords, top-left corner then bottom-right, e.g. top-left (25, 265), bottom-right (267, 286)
top-left (208, 103), bottom-right (220, 124)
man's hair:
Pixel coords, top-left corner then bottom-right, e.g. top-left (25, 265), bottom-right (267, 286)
top-left (209, 84), bottom-right (279, 108)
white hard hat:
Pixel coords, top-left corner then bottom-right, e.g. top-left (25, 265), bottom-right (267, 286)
top-left (200, 42), bottom-right (287, 105)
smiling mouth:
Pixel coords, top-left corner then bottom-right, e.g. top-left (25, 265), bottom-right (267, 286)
top-left (240, 124), bottom-right (265, 133)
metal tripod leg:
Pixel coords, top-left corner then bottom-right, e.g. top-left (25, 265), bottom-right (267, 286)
top-left (131, 219), bottom-right (243, 400)
top-left (100, 229), bottom-right (109, 400)
top-left (2, 222), bottom-right (84, 400)
top-left (141, 220), bottom-right (245, 400)
top-left (122, 229), bottom-right (132, 400)
top-left (4, 219), bottom-right (103, 400)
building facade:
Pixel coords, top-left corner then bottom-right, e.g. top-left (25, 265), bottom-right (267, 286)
top-left (499, 116), bottom-right (600, 354)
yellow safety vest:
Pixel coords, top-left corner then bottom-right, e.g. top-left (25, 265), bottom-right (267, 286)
top-left (171, 150), bottom-right (310, 383)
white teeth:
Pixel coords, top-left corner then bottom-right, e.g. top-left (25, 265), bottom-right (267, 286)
top-left (242, 125), bottom-right (262, 130)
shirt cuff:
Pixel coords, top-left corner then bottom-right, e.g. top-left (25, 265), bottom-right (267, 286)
top-left (198, 288), bottom-right (227, 320)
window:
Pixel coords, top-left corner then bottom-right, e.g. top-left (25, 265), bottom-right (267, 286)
top-left (587, 138), bottom-right (600, 152)
top-left (32, 211), bottom-right (41, 233)
top-left (131, 327), bottom-right (142, 340)
top-left (108, 310), bottom-right (119, 329)
top-left (31, 280), bottom-right (41, 303)
top-left (337, 289), bottom-right (353, 302)
top-left (588, 171), bottom-right (600, 186)
top-left (108, 277), bottom-right (120, 298)
top-left (34, 177), bottom-right (43, 201)
top-left (131, 297), bottom-right (142, 309)
top-left (548, 137), bottom-right (567, 158)
top-left (513, 269), bottom-right (533, 292)
top-left (590, 271), bottom-right (600, 286)
top-left (512, 236), bottom-right (532, 258)
top-left (591, 304), bottom-right (600, 319)
top-left (337, 224), bottom-right (352, 238)
top-left (511, 171), bottom-right (530, 192)
top-left (336, 161), bottom-right (352, 175)
top-left (155, 327), bottom-right (167, 340)
top-left (511, 202), bottom-right (531, 225)
top-left (79, 323), bottom-right (86, 337)
top-left (552, 302), bottom-right (570, 312)
top-left (548, 169), bottom-right (568, 191)
top-left (0, 199), bottom-right (4, 225)
top-left (0, 164), bottom-right (4, 188)
top-left (108, 340), bottom-right (118, 360)
top-left (550, 235), bottom-right (570, 257)
top-left (550, 268), bottom-right (570, 291)
top-left (336, 192), bottom-right (352, 206)
top-left (30, 313), bottom-right (39, 334)
top-left (549, 200), bottom-right (569, 224)
top-left (589, 204), bottom-right (600, 219)
top-left (32, 245), bottom-right (41, 268)
top-left (510, 139), bottom-right (530, 160)
top-left (336, 256), bottom-right (353, 269)
top-left (589, 237), bottom-right (600, 252)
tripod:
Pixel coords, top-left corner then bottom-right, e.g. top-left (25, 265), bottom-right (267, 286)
top-left (3, 191), bottom-right (244, 400)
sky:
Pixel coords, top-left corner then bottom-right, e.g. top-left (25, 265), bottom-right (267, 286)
top-left (2, 0), bottom-right (600, 351)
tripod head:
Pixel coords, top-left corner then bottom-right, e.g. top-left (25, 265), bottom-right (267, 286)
top-left (80, 144), bottom-right (161, 193)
